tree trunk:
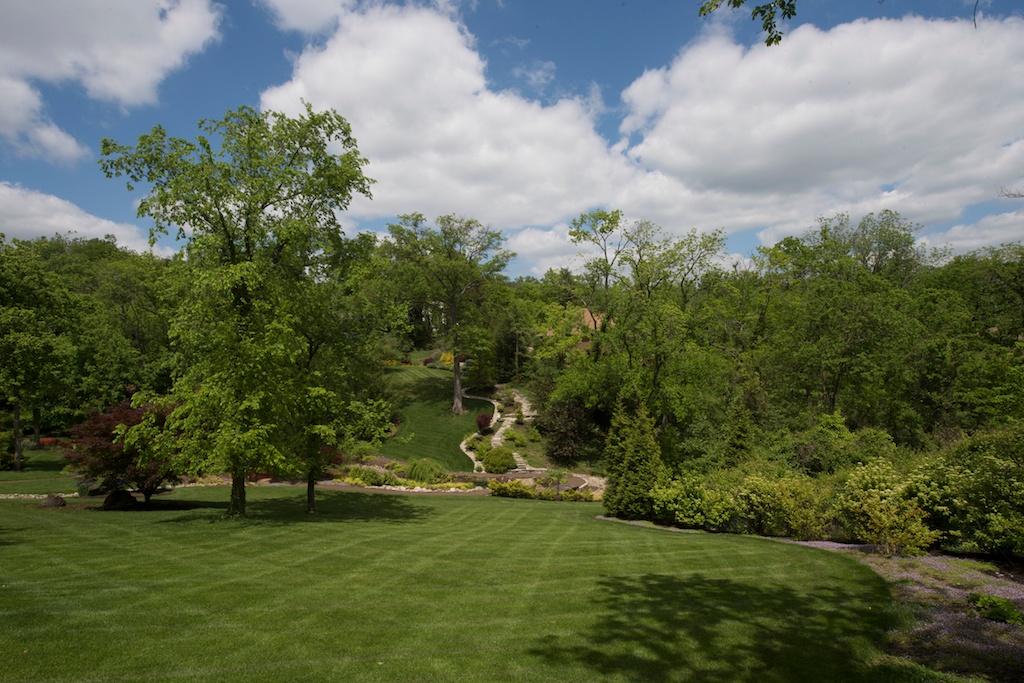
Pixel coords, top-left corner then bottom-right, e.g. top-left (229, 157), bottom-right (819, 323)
top-left (32, 406), bottom-right (41, 448)
top-left (452, 356), bottom-right (465, 414)
top-left (306, 468), bottom-right (317, 514)
top-left (12, 401), bottom-right (23, 471)
top-left (228, 470), bottom-right (246, 516)
top-left (31, 405), bottom-right (41, 448)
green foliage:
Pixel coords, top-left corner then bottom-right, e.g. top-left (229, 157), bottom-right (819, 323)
top-left (404, 457), bottom-right (448, 485)
top-left (100, 104), bottom-right (377, 516)
top-left (487, 479), bottom-right (535, 498)
top-left (651, 475), bottom-right (737, 532)
top-left (699, 0), bottom-right (797, 45)
top-left (836, 460), bottom-right (939, 555)
top-left (968, 593), bottom-right (1024, 625)
top-left (344, 466), bottom-right (401, 488)
top-left (735, 475), bottom-right (831, 540)
top-left (481, 446), bottom-right (516, 474)
top-left (558, 487), bottom-right (594, 502)
top-left (792, 412), bottom-right (856, 474)
top-left (384, 213), bottom-right (513, 414)
top-left (603, 402), bottom-right (665, 520)
top-left (912, 422), bottom-right (1024, 556)
top-left (504, 429), bottom-right (528, 449)
top-left (487, 478), bottom-right (594, 502)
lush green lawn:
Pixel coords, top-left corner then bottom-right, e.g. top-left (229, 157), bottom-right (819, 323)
top-left (380, 365), bottom-right (489, 471)
top-left (0, 485), bottom-right (964, 683)
top-left (0, 449), bottom-right (78, 495)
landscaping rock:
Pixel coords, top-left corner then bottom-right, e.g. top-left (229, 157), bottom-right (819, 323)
top-left (102, 490), bottom-right (137, 510)
top-left (39, 494), bottom-right (66, 508)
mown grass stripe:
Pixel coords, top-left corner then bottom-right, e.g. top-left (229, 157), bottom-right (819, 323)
top-left (1, 486), bottom-right (923, 683)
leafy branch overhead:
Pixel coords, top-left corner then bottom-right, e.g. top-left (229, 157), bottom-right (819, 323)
top-left (699, 0), bottom-right (798, 46)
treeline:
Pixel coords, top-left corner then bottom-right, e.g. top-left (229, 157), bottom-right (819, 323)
top-left (500, 209), bottom-right (1023, 557)
top-left (2, 105), bottom-right (1022, 541)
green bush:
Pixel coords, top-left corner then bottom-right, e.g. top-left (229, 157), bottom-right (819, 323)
top-left (735, 475), bottom-right (831, 540)
top-left (504, 430), bottom-right (528, 449)
top-left (481, 446), bottom-right (516, 474)
top-left (911, 422), bottom-right (1024, 556)
top-left (345, 466), bottom-right (401, 487)
top-left (559, 487), bottom-right (594, 502)
top-left (651, 476), bottom-right (736, 532)
top-left (474, 438), bottom-right (492, 458)
top-left (836, 460), bottom-right (939, 555)
top-left (488, 479), bottom-right (534, 498)
top-left (405, 458), bottom-right (448, 485)
top-left (792, 412), bottom-right (856, 474)
top-left (515, 408), bottom-right (525, 425)
top-left (968, 593), bottom-right (1024, 625)
top-left (735, 476), bottom-right (788, 537)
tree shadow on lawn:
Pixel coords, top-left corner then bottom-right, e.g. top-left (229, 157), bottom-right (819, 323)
top-left (528, 572), bottom-right (933, 683)
top-left (151, 489), bottom-right (433, 526)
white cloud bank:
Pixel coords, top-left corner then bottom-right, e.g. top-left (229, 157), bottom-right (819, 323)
top-left (0, 182), bottom-right (170, 255)
top-left (259, 3), bottom-right (1024, 274)
top-left (0, 0), bottom-right (222, 163)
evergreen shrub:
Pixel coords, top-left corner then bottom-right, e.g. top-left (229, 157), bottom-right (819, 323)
top-left (481, 446), bottom-right (516, 474)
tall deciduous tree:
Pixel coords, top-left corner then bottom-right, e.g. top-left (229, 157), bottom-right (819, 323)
top-left (100, 103), bottom-right (374, 515)
top-left (385, 214), bottom-right (513, 414)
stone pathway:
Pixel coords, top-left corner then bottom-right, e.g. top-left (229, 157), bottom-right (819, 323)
top-left (460, 386), bottom-right (546, 474)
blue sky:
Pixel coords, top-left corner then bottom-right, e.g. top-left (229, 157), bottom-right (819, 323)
top-left (1, 0), bottom-right (1022, 276)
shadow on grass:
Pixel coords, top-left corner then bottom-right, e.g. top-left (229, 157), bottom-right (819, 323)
top-left (151, 489), bottom-right (433, 526)
top-left (528, 572), bottom-right (932, 683)
top-left (249, 489), bottom-right (433, 524)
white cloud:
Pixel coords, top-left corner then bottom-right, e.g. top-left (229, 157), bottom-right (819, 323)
top-left (921, 208), bottom-right (1024, 254)
top-left (619, 16), bottom-right (1024, 241)
top-left (259, 5), bottom-right (1024, 265)
top-left (0, 77), bottom-right (88, 163)
top-left (260, 2), bottom-right (638, 227)
top-left (257, 0), bottom-right (356, 34)
top-left (0, 182), bottom-right (170, 255)
top-left (0, 0), bottom-right (221, 162)
top-left (512, 60), bottom-right (556, 91)
top-left (506, 223), bottom-right (582, 276)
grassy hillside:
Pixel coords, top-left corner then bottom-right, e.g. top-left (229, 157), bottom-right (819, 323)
top-left (379, 365), bottom-right (489, 471)
top-left (0, 486), bottom-right (955, 683)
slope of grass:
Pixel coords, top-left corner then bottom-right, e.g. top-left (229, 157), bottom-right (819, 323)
top-left (380, 365), bottom-right (488, 471)
top-left (0, 485), bottom-right (969, 683)
top-left (0, 449), bottom-right (78, 495)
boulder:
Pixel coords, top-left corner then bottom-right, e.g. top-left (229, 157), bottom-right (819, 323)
top-left (102, 490), bottom-right (137, 510)
top-left (39, 494), bottom-right (66, 508)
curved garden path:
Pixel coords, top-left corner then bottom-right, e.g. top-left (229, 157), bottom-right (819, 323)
top-left (460, 387), bottom-right (545, 474)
